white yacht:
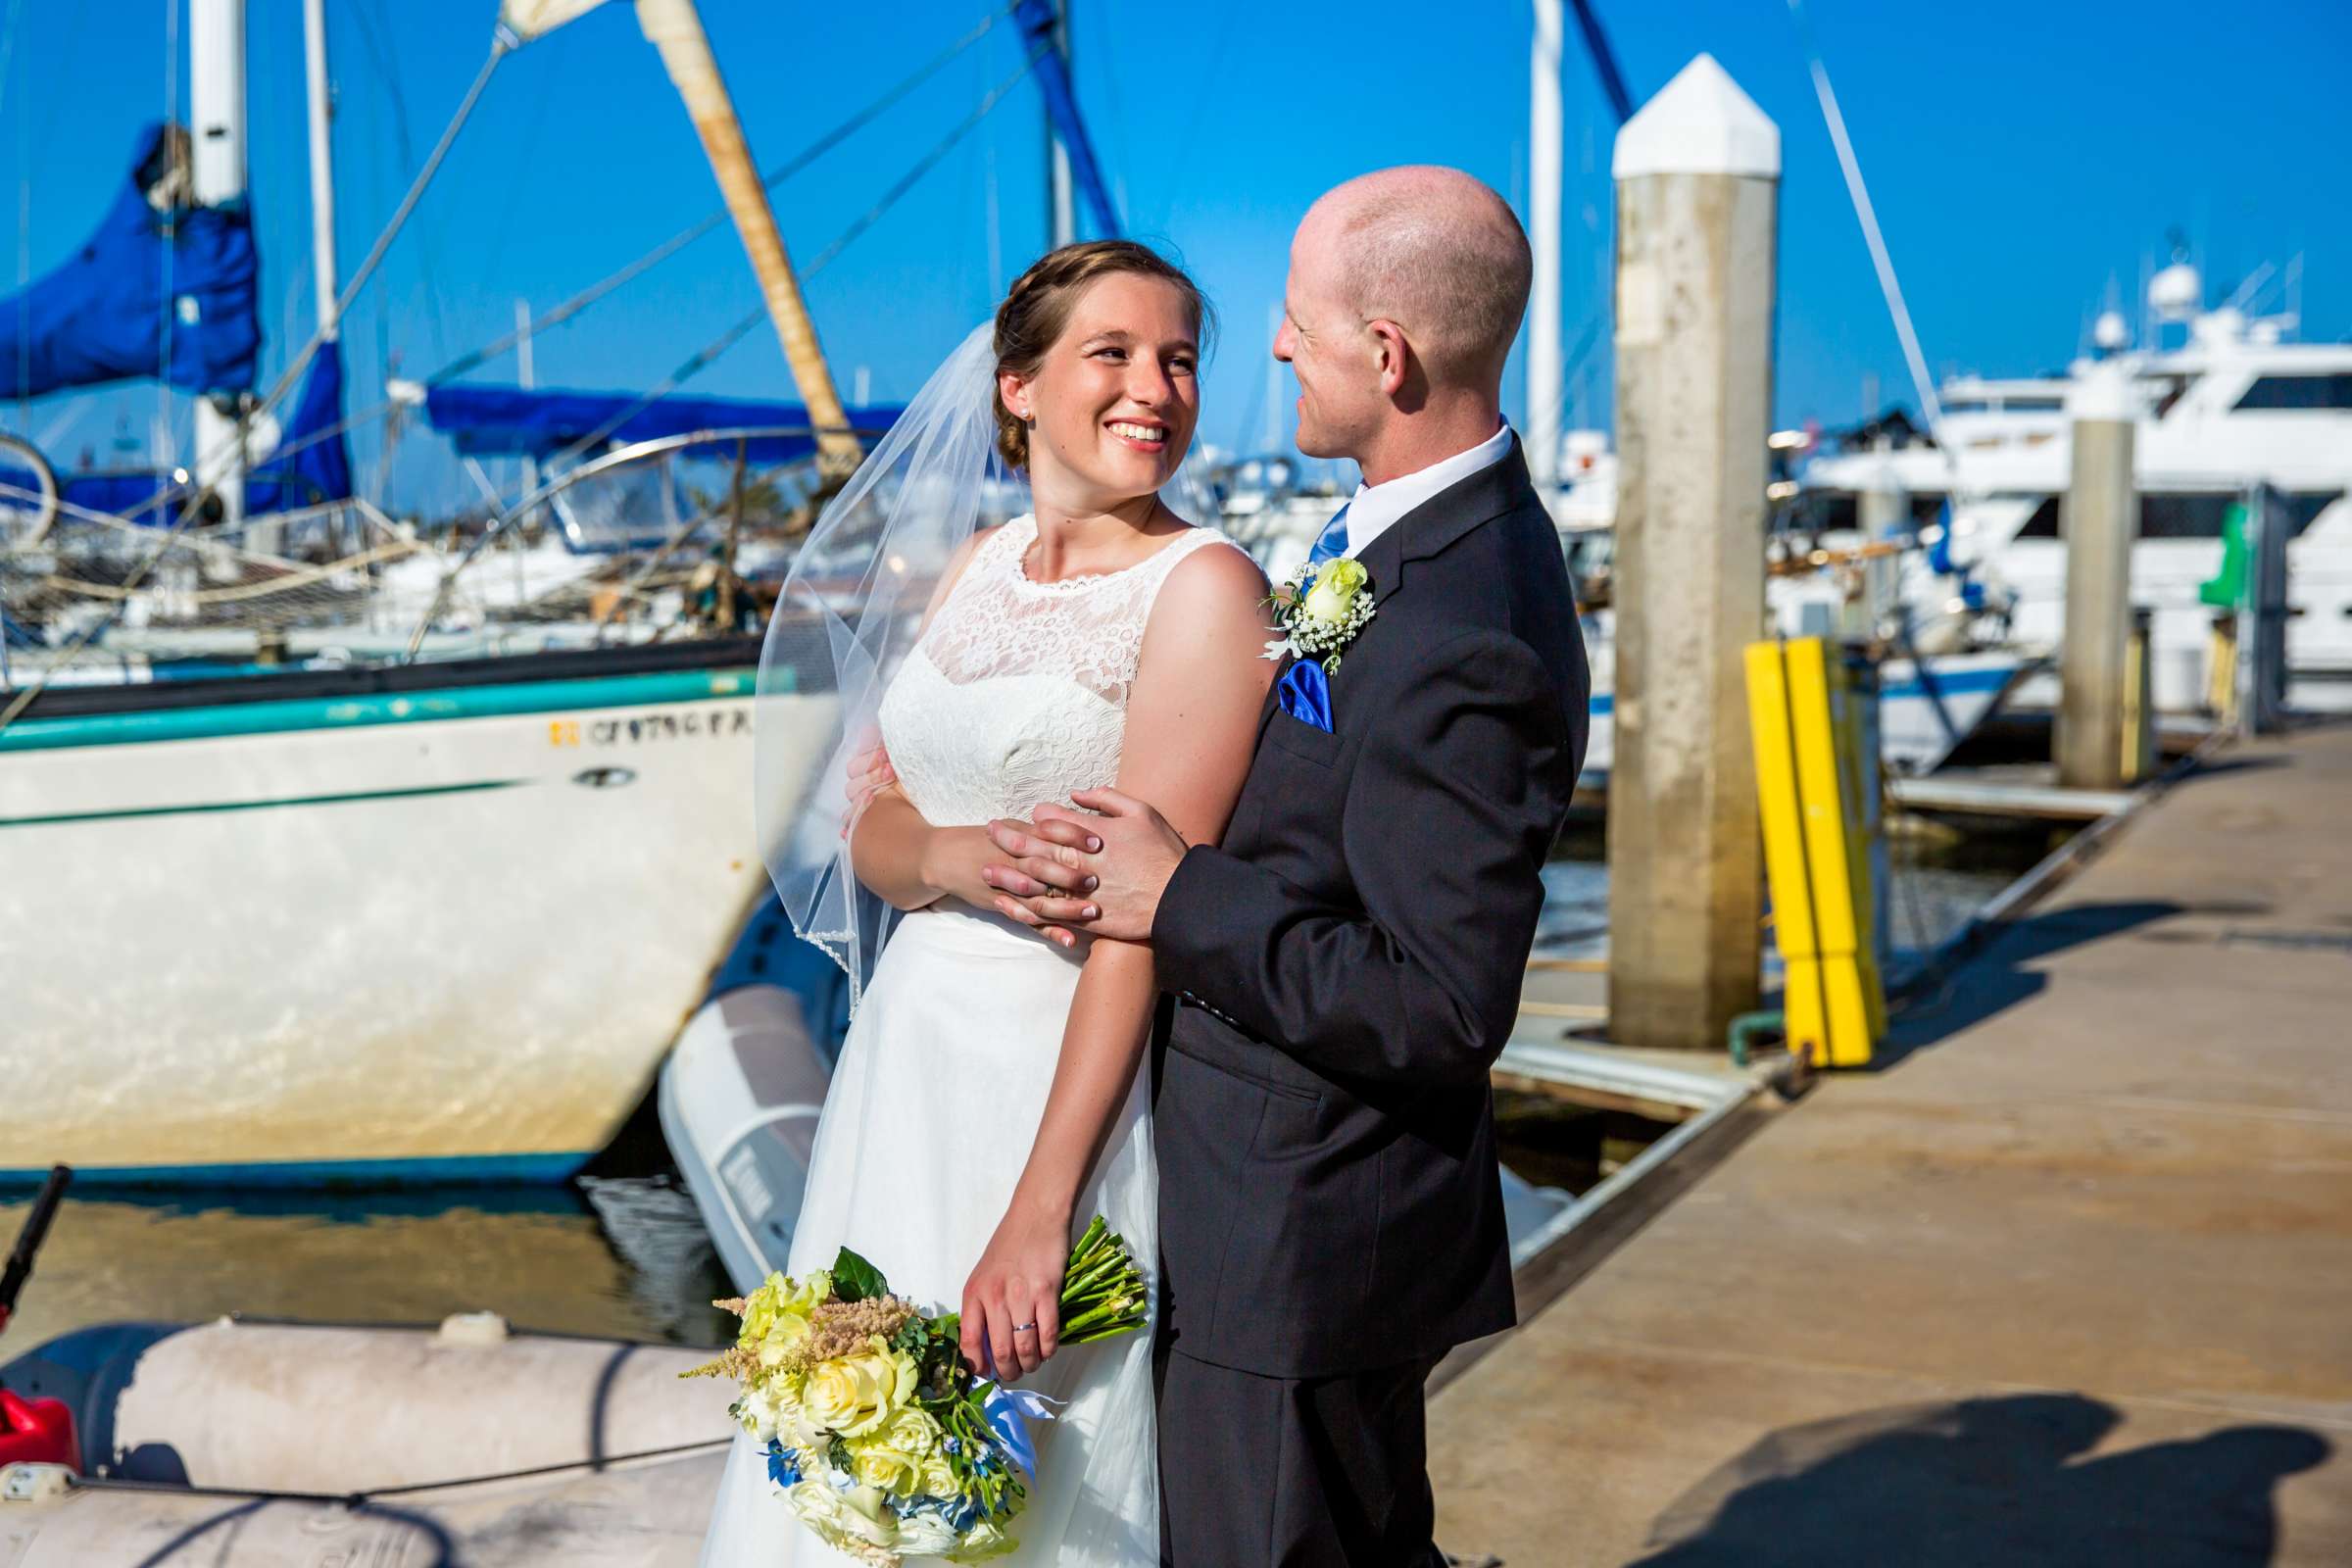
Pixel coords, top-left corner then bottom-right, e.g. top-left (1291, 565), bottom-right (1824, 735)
top-left (1799, 261), bottom-right (2352, 714)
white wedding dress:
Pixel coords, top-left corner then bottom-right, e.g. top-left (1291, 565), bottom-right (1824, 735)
top-left (701, 514), bottom-right (1240, 1567)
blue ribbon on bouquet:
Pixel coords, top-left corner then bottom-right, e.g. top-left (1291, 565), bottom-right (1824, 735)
top-left (981, 1385), bottom-right (1063, 1479)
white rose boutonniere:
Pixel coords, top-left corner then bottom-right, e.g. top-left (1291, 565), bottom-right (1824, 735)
top-left (1263, 557), bottom-right (1377, 673)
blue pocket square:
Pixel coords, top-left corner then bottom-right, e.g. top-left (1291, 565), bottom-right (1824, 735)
top-left (1277, 659), bottom-right (1333, 733)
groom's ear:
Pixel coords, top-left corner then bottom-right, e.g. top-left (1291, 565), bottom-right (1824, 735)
top-left (1367, 318), bottom-right (1413, 398)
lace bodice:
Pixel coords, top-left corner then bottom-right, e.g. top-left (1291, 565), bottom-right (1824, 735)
top-left (877, 514), bottom-right (1239, 827)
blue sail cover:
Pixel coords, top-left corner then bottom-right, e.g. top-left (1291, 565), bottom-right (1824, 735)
top-left (420, 384), bottom-right (905, 465)
top-left (0, 340), bottom-right (347, 524)
top-left (0, 123), bottom-right (261, 401)
top-left (248, 340), bottom-right (353, 509)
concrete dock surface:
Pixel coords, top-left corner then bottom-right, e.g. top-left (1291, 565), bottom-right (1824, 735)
top-left (1433, 722), bottom-right (2352, 1566)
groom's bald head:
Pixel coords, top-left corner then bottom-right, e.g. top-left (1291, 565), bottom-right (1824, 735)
top-left (1299, 167), bottom-right (1531, 391)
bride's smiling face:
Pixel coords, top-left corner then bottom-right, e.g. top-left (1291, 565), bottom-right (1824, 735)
top-left (1000, 273), bottom-right (1200, 509)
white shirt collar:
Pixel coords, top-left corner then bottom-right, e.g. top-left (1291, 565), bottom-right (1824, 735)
top-left (1343, 422), bottom-right (1515, 558)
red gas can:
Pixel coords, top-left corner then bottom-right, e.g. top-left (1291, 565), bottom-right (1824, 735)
top-left (0, 1386), bottom-right (77, 1471)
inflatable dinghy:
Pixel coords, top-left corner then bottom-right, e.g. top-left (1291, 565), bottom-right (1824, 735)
top-left (658, 980), bottom-right (1577, 1295)
top-left (0, 1313), bottom-right (734, 1565)
top-left (660, 982), bottom-right (836, 1296)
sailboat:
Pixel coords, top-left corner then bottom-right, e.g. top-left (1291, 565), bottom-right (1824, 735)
top-left (0, 0), bottom-right (948, 1186)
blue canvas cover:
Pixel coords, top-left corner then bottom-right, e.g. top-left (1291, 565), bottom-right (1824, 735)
top-left (0, 123), bottom-right (261, 401)
top-left (248, 339), bottom-right (353, 510)
top-left (0, 340), bottom-right (347, 524)
top-left (420, 383), bottom-right (904, 465)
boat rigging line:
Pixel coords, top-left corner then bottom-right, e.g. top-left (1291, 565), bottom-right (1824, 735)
top-left (172, 3), bottom-right (1018, 516)
top-left (67, 1435), bottom-right (736, 1509)
top-left (1, 15), bottom-right (1042, 719)
top-left (398, 35), bottom-right (1054, 659)
top-left (1783, 0), bottom-right (1944, 443)
top-left (245, 39), bottom-right (508, 454)
top-left (1782, 0), bottom-right (1989, 607)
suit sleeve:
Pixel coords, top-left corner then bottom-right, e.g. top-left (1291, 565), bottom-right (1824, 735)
top-left (1152, 627), bottom-right (1577, 1088)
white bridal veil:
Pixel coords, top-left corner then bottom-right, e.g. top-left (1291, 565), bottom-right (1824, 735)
top-left (754, 322), bottom-right (1020, 1008)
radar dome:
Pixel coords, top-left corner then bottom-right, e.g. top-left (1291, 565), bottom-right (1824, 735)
top-left (2092, 311), bottom-right (2132, 351)
top-left (2149, 262), bottom-right (2202, 320)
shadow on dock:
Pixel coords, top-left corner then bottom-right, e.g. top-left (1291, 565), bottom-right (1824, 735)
top-left (1877, 900), bottom-right (2183, 1069)
top-left (1628, 1394), bottom-right (2329, 1567)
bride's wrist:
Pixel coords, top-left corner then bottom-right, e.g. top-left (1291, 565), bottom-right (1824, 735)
top-left (1004, 1183), bottom-right (1075, 1232)
top-left (917, 826), bottom-right (978, 904)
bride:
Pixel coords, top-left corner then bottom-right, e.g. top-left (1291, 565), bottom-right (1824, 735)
top-left (701, 242), bottom-right (1274, 1565)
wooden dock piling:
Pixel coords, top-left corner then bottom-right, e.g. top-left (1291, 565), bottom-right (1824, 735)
top-left (1603, 55), bottom-right (1779, 1052)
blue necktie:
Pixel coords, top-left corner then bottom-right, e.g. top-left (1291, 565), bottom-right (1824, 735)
top-left (1307, 504), bottom-right (1351, 565)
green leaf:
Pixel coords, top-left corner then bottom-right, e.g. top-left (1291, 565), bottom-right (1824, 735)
top-left (829, 1246), bottom-right (888, 1302)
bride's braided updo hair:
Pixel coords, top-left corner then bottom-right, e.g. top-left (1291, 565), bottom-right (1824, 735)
top-left (992, 240), bottom-right (1213, 470)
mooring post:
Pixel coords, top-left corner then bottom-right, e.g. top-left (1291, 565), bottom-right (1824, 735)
top-left (2057, 363), bottom-right (2136, 790)
top-left (1605, 56), bottom-right (1778, 1051)
top-left (1854, 455), bottom-right (1905, 639)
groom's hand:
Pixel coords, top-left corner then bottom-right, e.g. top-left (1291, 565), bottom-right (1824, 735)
top-left (983, 789), bottom-right (1186, 946)
top-left (839, 740), bottom-right (895, 839)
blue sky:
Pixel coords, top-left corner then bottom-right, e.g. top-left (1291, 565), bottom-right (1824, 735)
top-left (3, 0), bottom-right (2348, 508)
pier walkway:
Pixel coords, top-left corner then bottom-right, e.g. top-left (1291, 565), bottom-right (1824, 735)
top-left (1433, 722), bottom-right (2352, 1565)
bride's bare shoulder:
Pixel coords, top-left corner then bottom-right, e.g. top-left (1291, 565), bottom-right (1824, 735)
top-left (1161, 529), bottom-right (1267, 607)
top-left (1142, 533), bottom-right (1274, 675)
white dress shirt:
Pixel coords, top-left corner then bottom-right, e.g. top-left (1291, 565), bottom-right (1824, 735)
top-left (1340, 421), bottom-right (1515, 559)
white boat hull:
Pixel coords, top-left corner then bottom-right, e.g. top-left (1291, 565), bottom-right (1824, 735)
top-left (0, 661), bottom-right (835, 1183)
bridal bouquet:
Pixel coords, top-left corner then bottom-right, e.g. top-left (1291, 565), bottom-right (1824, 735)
top-left (689, 1216), bottom-right (1148, 1565)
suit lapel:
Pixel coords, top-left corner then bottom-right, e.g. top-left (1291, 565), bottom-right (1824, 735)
top-left (1254, 652), bottom-right (1293, 746)
top-left (1249, 437), bottom-right (1534, 751)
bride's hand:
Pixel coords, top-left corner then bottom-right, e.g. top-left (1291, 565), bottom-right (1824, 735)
top-left (960, 1202), bottom-right (1067, 1382)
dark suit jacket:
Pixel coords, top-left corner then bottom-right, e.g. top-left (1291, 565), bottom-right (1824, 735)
top-left (1152, 438), bottom-right (1592, 1379)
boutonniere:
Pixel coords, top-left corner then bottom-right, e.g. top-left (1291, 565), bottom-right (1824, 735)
top-left (1262, 558), bottom-right (1378, 675)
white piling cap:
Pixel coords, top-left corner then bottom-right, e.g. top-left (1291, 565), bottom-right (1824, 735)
top-left (2066, 361), bottom-right (2139, 421)
top-left (1612, 54), bottom-right (1780, 180)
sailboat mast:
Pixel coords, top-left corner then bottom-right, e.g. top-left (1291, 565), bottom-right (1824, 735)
top-left (303, 0), bottom-right (338, 344)
top-left (1527, 0), bottom-right (1563, 491)
top-left (190, 0), bottom-right (249, 527)
top-left (634, 0), bottom-right (861, 477)
top-left (1044, 3), bottom-right (1074, 248)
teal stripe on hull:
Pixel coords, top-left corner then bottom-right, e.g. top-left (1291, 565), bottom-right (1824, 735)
top-left (0, 778), bottom-right (526, 831)
top-left (0, 1152), bottom-right (592, 1191)
top-left (0, 666), bottom-right (759, 755)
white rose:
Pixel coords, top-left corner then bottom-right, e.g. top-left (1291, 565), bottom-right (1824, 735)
top-left (1299, 559), bottom-right (1368, 626)
top-left (895, 1512), bottom-right (962, 1555)
top-left (838, 1484), bottom-right (902, 1547)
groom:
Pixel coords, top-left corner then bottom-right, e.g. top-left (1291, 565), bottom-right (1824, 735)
top-left (985, 166), bottom-right (1591, 1564)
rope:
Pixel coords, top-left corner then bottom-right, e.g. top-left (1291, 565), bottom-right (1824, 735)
top-left (38, 535), bottom-right (421, 606)
top-left (68, 1435), bottom-right (735, 1508)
